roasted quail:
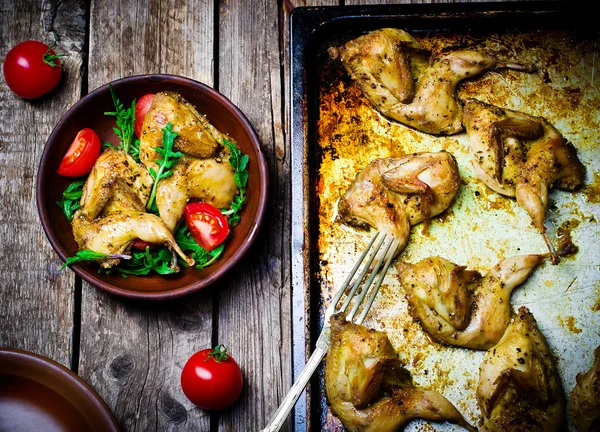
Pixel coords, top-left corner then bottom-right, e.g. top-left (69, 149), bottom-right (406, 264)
top-left (337, 152), bottom-right (460, 262)
top-left (325, 314), bottom-right (475, 431)
top-left (329, 29), bottom-right (534, 135)
top-left (569, 346), bottom-right (600, 432)
top-left (71, 149), bottom-right (193, 268)
top-left (463, 99), bottom-right (585, 263)
top-left (477, 307), bottom-right (565, 431)
top-left (139, 92), bottom-right (238, 231)
top-left (397, 254), bottom-right (542, 350)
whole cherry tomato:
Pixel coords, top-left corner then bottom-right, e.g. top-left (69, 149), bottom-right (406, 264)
top-left (3, 40), bottom-right (65, 99)
top-left (184, 202), bottom-right (229, 252)
top-left (181, 345), bottom-right (243, 410)
top-left (134, 93), bottom-right (155, 137)
top-left (57, 128), bottom-right (101, 177)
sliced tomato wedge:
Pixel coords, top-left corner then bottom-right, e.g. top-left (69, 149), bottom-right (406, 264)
top-left (184, 202), bottom-right (229, 252)
top-left (134, 93), bottom-right (155, 138)
top-left (57, 128), bottom-right (101, 177)
top-left (131, 239), bottom-right (158, 251)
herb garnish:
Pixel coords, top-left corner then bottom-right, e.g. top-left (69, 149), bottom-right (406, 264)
top-left (146, 122), bottom-right (183, 211)
top-left (111, 247), bottom-right (176, 277)
top-left (175, 224), bottom-right (224, 269)
top-left (104, 84), bottom-right (137, 156)
top-left (61, 250), bottom-right (131, 269)
top-left (57, 180), bottom-right (84, 221)
top-left (220, 138), bottom-right (249, 226)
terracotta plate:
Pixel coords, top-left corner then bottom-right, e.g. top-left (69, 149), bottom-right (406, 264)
top-left (0, 349), bottom-right (119, 431)
top-left (37, 75), bottom-right (268, 299)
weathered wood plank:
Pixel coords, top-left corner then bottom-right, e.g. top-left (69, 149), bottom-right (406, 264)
top-left (78, 1), bottom-right (214, 430)
top-left (0, 0), bottom-right (86, 368)
top-left (214, 0), bottom-right (333, 430)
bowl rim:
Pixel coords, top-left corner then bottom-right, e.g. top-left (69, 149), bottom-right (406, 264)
top-left (0, 348), bottom-right (120, 431)
top-left (36, 74), bottom-right (269, 300)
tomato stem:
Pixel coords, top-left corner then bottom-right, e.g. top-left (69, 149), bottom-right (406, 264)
top-left (42, 42), bottom-right (67, 67)
top-left (206, 345), bottom-right (229, 363)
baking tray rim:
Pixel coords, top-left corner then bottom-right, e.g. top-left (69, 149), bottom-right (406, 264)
top-left (289, 2), bottom-right (593, 431)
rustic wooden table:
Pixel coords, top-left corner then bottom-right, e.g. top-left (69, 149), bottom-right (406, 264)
top-left (0, 1), bottom-right (530, 431)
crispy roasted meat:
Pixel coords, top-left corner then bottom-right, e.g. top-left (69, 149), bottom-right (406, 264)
top-left (139, 92), bottom-right (238, 231)
top-left (463, 99), bottom-right (585, 263)
top-left (397, 254), bottom-right (542, 350)
top-left (77, 150), bottom-right (153, 221)
top-left (155, 155), bottom-right (238, 231)
top-left (139, 91), bottom-right (226, 166)
top-left (330, 29), bottom-right (534, 135)
top-left (337, 152), bottom-right (460, 261)
top-left (477, 307), bottom-right (565, 431)
top-left (72, 212), bottom-right (194, 268)
top-left (569, 346), bottom-right (600, 432)
top-left (71, 149), bottom-right (193, 268)
top-left (325, 314), bottom-right (475, 432)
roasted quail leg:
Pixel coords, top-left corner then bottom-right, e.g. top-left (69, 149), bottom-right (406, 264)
top-left (330, 30), bottom-right (534, 135)
top-left (463, 99), bottom-right (585, 263)
top-left (72, 211), bottom-right (194, 269)
top-left (516, 122), bottom-right (585, 263)
top-left (397, 254), bottom-right (542, 350)
top-left (569, 346), bottom-right (600, 432)
top-left (477, 307), bottom-right (565, 431)
top-left (325, 314), bottom-right (475, 432)
top-left (337, 152), bottom-right (460, 261)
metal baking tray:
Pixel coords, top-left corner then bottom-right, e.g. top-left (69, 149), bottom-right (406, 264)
top-left (290, 3), bottom-right (600, 431)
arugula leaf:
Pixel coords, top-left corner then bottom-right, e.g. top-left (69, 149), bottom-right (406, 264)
top-left (220, 138), bottom-right (249, 226)
top-left (146, 122), bottom-right (183, 211)
top-left (112, 247), bottom-right (176, 277)
top-left (104, 84), bottom-right (136, 156)
top-left (61, 250), bottom-right (131, 269)
top-left (174, 224), bottom-right (224, 269)
top-left (56, 180), bottom-right (84, 221)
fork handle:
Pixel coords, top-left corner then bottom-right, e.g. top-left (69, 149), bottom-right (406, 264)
top-left (261, 328), bottom-right (330, 432)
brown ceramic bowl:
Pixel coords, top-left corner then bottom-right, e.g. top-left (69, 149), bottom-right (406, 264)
top-left (0, 348), bottom-right (119, 431)
top-left (37, 75), bottom-right (268, 299)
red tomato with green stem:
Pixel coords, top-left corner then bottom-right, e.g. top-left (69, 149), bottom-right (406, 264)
top-left (57, 128), bottom-right (101, 177)
top-left (181, 345), bottom-right (243, 410)
top-left (3, 40), bottom-right (65, 99)
top-left (134, 94), bottom-right (155, 137)
top-left (184, 202), bottom-right (229, 252)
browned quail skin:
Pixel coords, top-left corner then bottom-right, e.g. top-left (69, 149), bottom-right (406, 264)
top-left (330, 29), bottom-right (534, 135)
top-left (325, 314), bottom-right (475, 431)
top-left (477, 307), bottom-right (565, 431)
top-left (337, 152), bottom-right (460, 263)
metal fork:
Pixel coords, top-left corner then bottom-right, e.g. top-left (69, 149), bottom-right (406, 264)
top-left (261, 232), bottom-right (397, 432)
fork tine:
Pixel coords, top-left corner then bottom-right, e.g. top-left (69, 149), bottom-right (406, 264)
top-left (325, 232), bottom-right (380, 319)
top-left (338, 233), bottom-right (387, 313)
top-left (356, 237), bottom-right (398, 324)
top-left (346, 234), bottom-right (396, 322)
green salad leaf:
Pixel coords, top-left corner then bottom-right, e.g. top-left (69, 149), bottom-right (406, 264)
top-left (57, 180), bottom-right (84, 221)
top-left (146, 122), bottom-right (183, 211)
top-left (175, 224), bottom-right (224, 269)
top-left (221, 138), bottom-right (249, 226)
top-left (61, 249), bottom-right (131, 269)
top-left (104, 84), bottom-right (137, 158)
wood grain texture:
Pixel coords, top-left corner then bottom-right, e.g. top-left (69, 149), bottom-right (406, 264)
top-left (0, 0), bottom-right (86, 368)
top-left (78, 1), bottom-right (215, 430)
top-left (215, 0), bottom-right (298, 429)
